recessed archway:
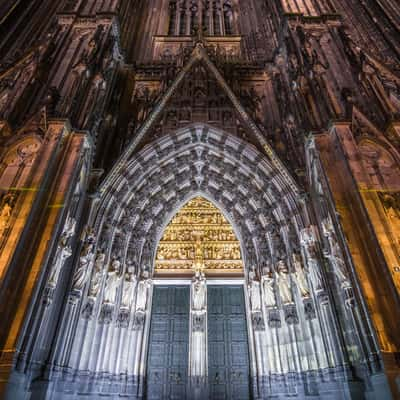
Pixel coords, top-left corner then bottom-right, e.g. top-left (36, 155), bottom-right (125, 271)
top-left (155, 196), bottom-right (243, 277)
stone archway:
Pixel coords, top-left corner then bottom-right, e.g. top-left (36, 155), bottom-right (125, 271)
top-left (57, 124), bottom-right (363, 399)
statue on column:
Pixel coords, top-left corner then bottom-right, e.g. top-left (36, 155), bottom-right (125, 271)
top-left (134, 269), bottom-right (152, 328)
top-left (277, 261), bottom-right (293, 304)
top-left (88, 251), bottom-right (106, 298)
top-left (192, 271), bottom-right (206, 312)
top-left (103, 258), bottom-right (122, 304)
top-left (248, 270), bottom-right (262, 312)
top-left (47, 216), bottom-right (76, 288)
top-left (0, 193), bottom-right (15, 234)
top-left (292, 253), bottom-right (310, 298)
top-left (322, 217), bottom-right (351, 288)
top-left (121, 267), bottom-right (137, 309)
top-left (72, 228), bottom-right (96, 291)
top-left (300, 227), bottom-right (324, 292)
top-left (261, 267), bottom-right (276, 308)
top-left (136, 269), bottom-right (152, 312)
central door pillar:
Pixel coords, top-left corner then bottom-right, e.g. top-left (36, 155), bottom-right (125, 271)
top-left (189, 272), bottom-right (208, 399)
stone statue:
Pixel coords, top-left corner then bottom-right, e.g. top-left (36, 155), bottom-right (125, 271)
top-left (47, 245), bottom-right (73, 288)
top-left (121, 269), bottom-right (137, 309)
top-left (248, 271), bottom-right (262, 312)
top-left (261, 270), bottom-right (276, 308)
top-left (292, 253), bottom-right (310, 298)
top-left (103, 259), bottom-right (122, 304)
top-left (0, 195), bottom-right (14, 232)
top-left (277, 261), bottom-right (292, 304)
top-left (300, 226), bottom-right (318, 261)
top-left (322, 217), bottom-right (351, 288)
top-left (192, 271), bottom-right (206, 312)
top-left (47, 216), bottom-right (76, 288)
top-left (60, 216), bottom-right (76, 246)
top-left (72, 229), bottom-right (96, 291)
top-left (300, 226), bottom-right (324, 292)
top-left (88, 251), bottom-right (106, 298)
top-left (136, 270), bottom-right (152, 312)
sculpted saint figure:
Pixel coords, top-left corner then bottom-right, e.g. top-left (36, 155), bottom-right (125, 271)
top-left (192, 271), bottom-right (206, 312)
top-left (47, 217), bottom-right (76, 288)
top-left (103, 259), bottom-right (122, 304)
top-left (292, 253), bottom-right (310, 298)
top-left (322, 217), bottom-right (351, 288)
top-left (248, 270), bottom-right (262, 312)
top-left (121, 269), bottom-right (137, 309)
top-left (0, 200), bottom-right (12, 231)
top-left (261, 268), bottom-right (276, 308)
top-left (300, 227), bottom-right (324, 291)
top-left (48, 245), bottom-right (73, 288)
top-left (88, 252), bottom-right (105, 298)
top-left (72, 229), bottom-right (96, 291)
top-left (277, 261), bottom-right (292, 304)
top-left (136, 270), bottom-right (152, 312)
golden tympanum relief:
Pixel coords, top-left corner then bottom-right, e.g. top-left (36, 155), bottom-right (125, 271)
top-left (155, 197), bottom-right (243, 276)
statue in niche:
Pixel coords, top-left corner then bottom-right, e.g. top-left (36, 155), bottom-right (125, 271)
top-left (277, 261), bottom-right (292, 304)
top-left (121, 267), bottom-right (137, 309)
top-left (103, 259), bottom-right (122, 304)
top-left (136, 269), bottom-right (152, 312)
top-left (0, 193), bottom-right (16, 233)
top-left (248, 270), bottom-right (262, 312)
top-left (322, 217), bottom-right (351, 288)
top-left (292, 253), bottom-right (310, 298)
top-left (47, 216), bottom-right (76, 288)
top-left (88, 251), bottom-right (106, 298)
top-left (72, 228), bottom-right (96, 291)
top-left (261, 267), bottom-right (276, 308)
top-left (300, 227), bottom-right (324, 292)
top-left (192, 270), bottom-right (206, 312)
top-left (378, 191), bottom-right (400, 220)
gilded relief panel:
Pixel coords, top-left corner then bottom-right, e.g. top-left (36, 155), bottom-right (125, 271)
top-left (155, 197), bottom-right (243, 276)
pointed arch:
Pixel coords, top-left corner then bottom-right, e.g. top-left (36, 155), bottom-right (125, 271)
top-left (92, 123), bottom-right (305, 280)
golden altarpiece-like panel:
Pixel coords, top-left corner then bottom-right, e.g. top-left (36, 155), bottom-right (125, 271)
top-left (155, 197), bottom-right (243, 276)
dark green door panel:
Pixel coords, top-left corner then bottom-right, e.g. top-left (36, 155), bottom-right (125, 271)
top-left (208, 286), bottom-right (250, 400)
top-left (146, 286), bottom-right (190, 400)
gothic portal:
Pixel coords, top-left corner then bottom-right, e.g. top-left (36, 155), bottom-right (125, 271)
top-left (0, 0), bottom-right (400, 399)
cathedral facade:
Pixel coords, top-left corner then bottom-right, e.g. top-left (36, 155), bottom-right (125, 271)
top-left (0, 0), bottom-right (400, 399)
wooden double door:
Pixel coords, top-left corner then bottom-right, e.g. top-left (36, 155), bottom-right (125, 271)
top-left (146, 285), bottom-right (250, 400)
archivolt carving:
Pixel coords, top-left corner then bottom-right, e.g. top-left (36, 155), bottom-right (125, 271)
top-left (93, 124), bottom-right (304, 279)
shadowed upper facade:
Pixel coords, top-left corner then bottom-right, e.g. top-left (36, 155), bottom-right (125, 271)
top-left (0, 0), bottom-right (399, 399)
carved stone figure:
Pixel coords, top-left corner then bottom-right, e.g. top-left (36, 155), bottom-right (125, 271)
top-left (0, 199), bottom-right (13, 231)
top-left (60, 216), bottom-right (76, 246)
top-left (47, 245), bottom-right (73, 288)
top-left (322, 217), bottom-right (351, 288)
top-left (103, 259), bottom-right (122, 304)
top-left (292, 253), bottom-right (310, 298)
top-left (72, 229), bottom-right (96, 291)
top-left (88, 252), bottom-right (106, 298)
top-left (300, 227), bottom-right (324, 291)
top-left (277, 261), bottom-right (292, 304)
top-left (248, 271), bottom-right (262, 312)
top-left (47, 216), bottom-right (76, 288)
top-left (121, 270), bottom-right (137, 309)
top-left (261, 270), bottom-right (276, 308)
top-left (192, 271), bottom-right (206, 312)
top-left (136, 270), bottom-right (152, 312)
